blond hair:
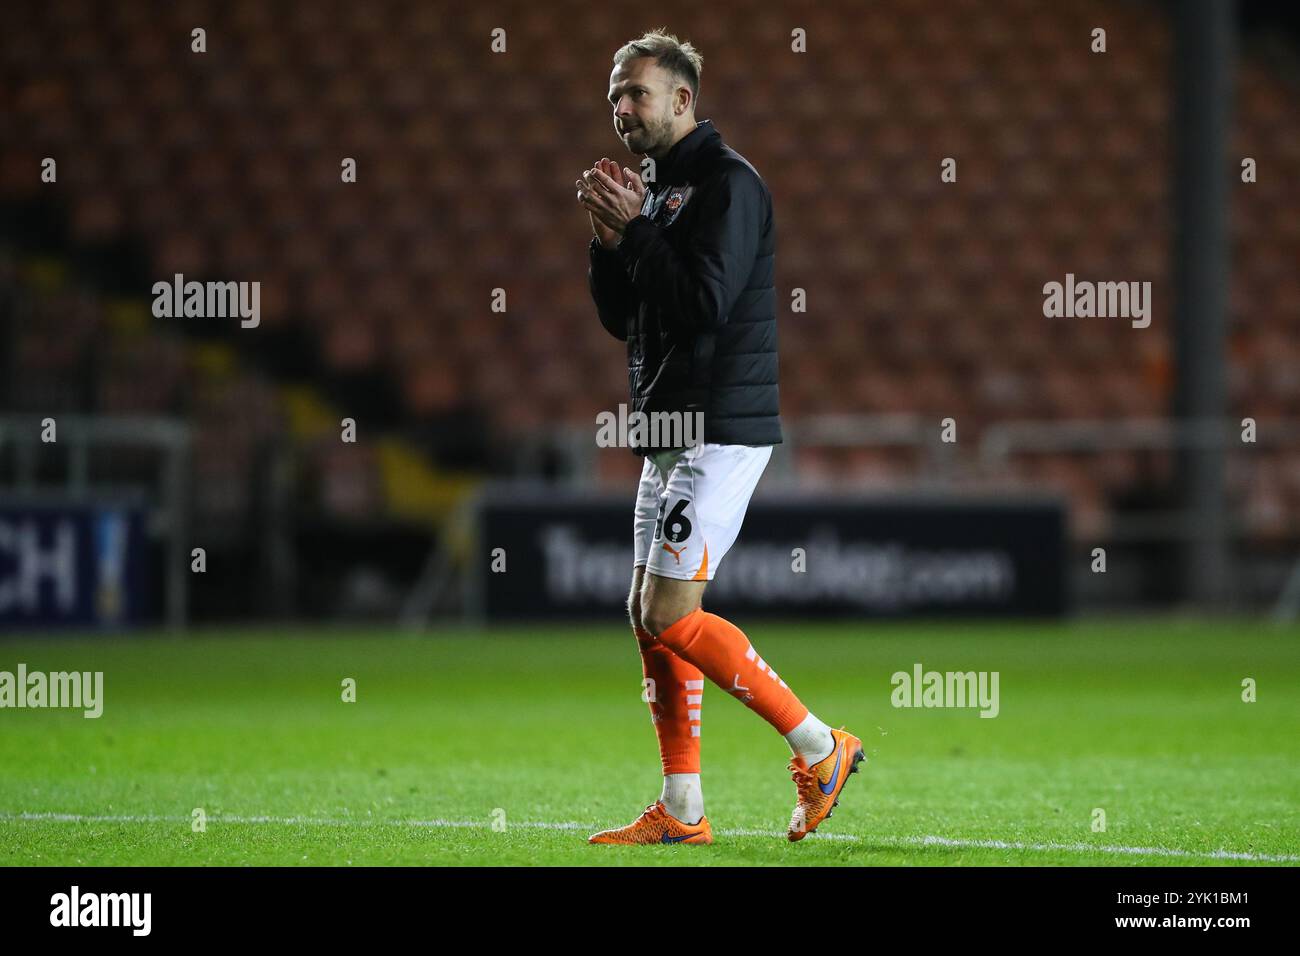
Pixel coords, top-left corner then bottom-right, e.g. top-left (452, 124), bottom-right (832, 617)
top-left (613, 29), bottom-right (703, 106)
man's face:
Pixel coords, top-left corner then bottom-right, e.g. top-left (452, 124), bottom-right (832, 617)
top-left (608, 57), bottom-right (679, 156)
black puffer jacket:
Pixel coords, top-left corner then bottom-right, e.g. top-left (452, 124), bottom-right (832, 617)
top-left (588, 119), bottom-right (782, 454)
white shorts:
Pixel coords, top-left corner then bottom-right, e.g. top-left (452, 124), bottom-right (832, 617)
top-left (633, 442), bottom-right (773, 582)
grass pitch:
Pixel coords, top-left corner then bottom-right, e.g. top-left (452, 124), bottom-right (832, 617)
top-left (1, 618), bottom-right (1297, 866)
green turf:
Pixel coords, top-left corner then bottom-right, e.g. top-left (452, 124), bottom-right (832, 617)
top-left (0, 618), bottom-right (1297, 866)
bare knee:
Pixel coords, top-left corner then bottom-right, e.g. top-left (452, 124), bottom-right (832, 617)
top-left (642, 604), bottom-right (685, 639)
top-left (629, 597), bottom-right (649, 637)
top-left (640, 573), bottom-right (706, 638)
top-left (627, 566), bottom-right (646, 634)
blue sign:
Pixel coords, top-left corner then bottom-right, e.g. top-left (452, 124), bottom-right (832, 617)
top-left (477, 491), bottom-right (1067, 620)
top-left (0, 505), bottom-right (149, 629)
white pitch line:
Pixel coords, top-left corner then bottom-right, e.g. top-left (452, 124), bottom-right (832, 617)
top-left (2, 811), bottom-right (1296, 863)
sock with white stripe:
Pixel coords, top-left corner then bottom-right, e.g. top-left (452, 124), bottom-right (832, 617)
top-left (656, 608), bottom-right (810, 735)
top-left (634, 626), bottom-right (704, 775)
top-left (660, 773), bottom-right (704, 825)
top-left (784, 712), bottom-right (835, 765)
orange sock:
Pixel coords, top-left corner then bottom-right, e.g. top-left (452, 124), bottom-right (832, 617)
top-left (656, 609), bottom-right (808, 735)
top-left (635, 626), bottom-right (703, 774)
